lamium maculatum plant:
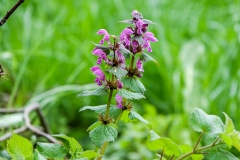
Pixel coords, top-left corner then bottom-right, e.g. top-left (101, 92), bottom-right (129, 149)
top-left (4, 10), bottom-right (240, 160)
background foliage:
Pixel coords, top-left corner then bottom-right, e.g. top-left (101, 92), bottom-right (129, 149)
top-left (0, 0), bottom-right (239, 159)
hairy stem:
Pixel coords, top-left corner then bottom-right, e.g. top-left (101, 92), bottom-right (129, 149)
top-left (193, 132), bottom-right (204, 151)
top-left (130, 55), bottom-right (135, 70)
top-left (104, 89), bottom-right (113, 119)
top-left (160, 149), bottom-right (164, 160)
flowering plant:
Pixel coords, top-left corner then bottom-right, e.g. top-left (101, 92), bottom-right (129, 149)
top-left (4, 10), bottom-right (240, 160)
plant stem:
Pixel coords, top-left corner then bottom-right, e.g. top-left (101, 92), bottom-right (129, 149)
top-left (105, 89), bottom-right (113, 119)
top-left (160, 149), bottom-right (164, 160)
top-left (114, 110), bottom-right (123, 124)
top-left (193, 132), bottom-right (204, 151)
top-left (176, 136), bottom-right (222, 160)
top-left (130, 55), bottom-right (135, 70)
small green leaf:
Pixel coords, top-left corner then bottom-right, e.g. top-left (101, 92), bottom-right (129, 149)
top-left (78, 86), bottom-right (108, 97)
top-left (53, 134), bottom-right (83, 158)
top-left (119, 19), bottom-right (133, 24)
top-left (119, 44), bottom-right (132, 56)
top-left (205, 149), bottom-right (239, 160)
top-left (80, 105), bottom-right (121, 119)
top-left (223, 112), bottom-right (235, 134)
top-left (33, 150), bottom-right (47, 160)
top-left (129, 110), bottom-right (150, 124)
top-left (7, 133), bottom-right (33, 160)
top-left (36, 143), bottom-right (66, 159)
top-left (91, 42), bottom-right (110, 55)
top-left (79, 150), bottom-right (100, 159)
top-left (107, 67), bottom-right (128, 79)
top-left (230, 131), bottom-right (240, 151)
top-left (147, 130), bottom-right (160, 141)
top-left (140, 52), bottom-right (158, 63)
top-left (146, 137), bottom-right (181, 157)
top-left (121, 77), bottom-right (146, 94)
top-left (143, 19), bottom-right (155, 24)
top-left (118, 89), bottom-right (145, 100)
top-left (189, 108), bottom-right (224, 137)
top-left (89, 123), bottom-right (118, 147)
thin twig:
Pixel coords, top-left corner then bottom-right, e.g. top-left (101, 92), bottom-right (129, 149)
top-left (0, 0), bottom-right (25, 26)
top-left (0, 108), bottom-right (24, 113)
top-left (0, 126), bottom-right (28, 141)
top-left (36, 108), bottom-right (51, 134)
top-left (23, 103), bottom-right (58, 143)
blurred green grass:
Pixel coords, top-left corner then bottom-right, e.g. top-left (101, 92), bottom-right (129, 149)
top-left (0, 0), bottom-right (240, 158)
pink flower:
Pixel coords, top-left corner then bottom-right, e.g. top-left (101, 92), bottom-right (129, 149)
top-left (90, 66), bottom-right (106, 86)
top-left (97, 29), bottom-right (110, 44)
top-left (115, 94), bottom-right (123, 108)
top-left (116, 79), bottom-right (123, 89)
top-left (92, 49), bottom-right (107, 64)
top-left (136, 58), bottom-right (144, 72)
top-left (120, 28), bottom-right (134, 45)
top-left (143, 32), bottom-right (158, 52)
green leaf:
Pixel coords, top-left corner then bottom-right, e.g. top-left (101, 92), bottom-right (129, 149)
top-left (7, 133), bottom-right (33, 160)
top-left (80, 105), bottom-right (121, 119)
top-left (118, 19), bottom-right (133, 24)
top-left (189, 108), bottom-right (224, 137)
top-left (223, 112), bottom-right (235, 134)
top-left (143, 19), bottom-right (155, 24)
top-left (33, 150), bottom-right (47, 160)
top-left (89, 123), bottom-right (118, 147)
top-left (140, 52), bottom-right (158, 63)
top-left (36, 142), bottom-right (66, 159)
top-left (229, 131), bottom-right (240, 151)
top-left (146, 137), bottom-right (181, 157)
top-left (205, 149), bottom-right (239, 160)
top-left (118, 89), bottom-right (145, 100)
top-left (107, 67), bottom-right (128, 79)
top-left (79, 150), bottom-right (100, 159)
top-left (53, 134), bottom-right (83, 158)
top-left (77, 86), bottom-right (108, 97)
top-left (121, 77), bottom-right (146, 94)
top-left (147, 130), bottom-right (160, 141)
top-left (129, 110), bottom-right (150, 124)
top-left (119, 44), bottom-right (132, 56)
top-left (91, 42), bottom-right (110, 55)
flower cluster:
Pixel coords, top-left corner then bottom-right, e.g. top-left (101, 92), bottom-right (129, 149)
top-left (90, 10), bottom-right (158, 108)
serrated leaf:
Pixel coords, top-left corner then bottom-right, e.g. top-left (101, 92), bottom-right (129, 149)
top-left (142, 19), bottom-right (155, 24)
top-left (118, 89), bottom-right (145, 100)
top-left (7, 133), bottom-right (33, 160)
top-left (205, 149), bottom-right (239, 160)
top-left (89, 123), bottom-right (118, 147)
top-left (33, 151), bottom-right (47, 160)
top-left (36, 143), bottom-right (66, 159)
top-left (230, 131), bottom-right (240, 151)
top-left (119, 44), bottom-right (132, 55)
top-left (121, 77), bottom-right (146, 94)
top-left (129, 110), bottom-right (150, 124)
top-left (189, 108), bottom-right (224, 137)
top-left (92, 42), bottom-right (110, 55)
top-left (80, 105), bottom-right (121, 119)
top-left (107, 67), bottom-right (128, 79)
top-left (119, 19), bottom-right (133, 24)
top-left (140, 52), bottom-right (158, 63)
top-left (53, 134), bottom-right (83, 158)
top-left (223, 112), bottom-right (235, 134)
top-left (79, 150), bottom-right (100, 159)
top-left (78, 86), bottom-right (108, 97)
top-left (146, 137), bottom-right (181, 157)
top-left (147, 130), bottom-right (160, 141)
